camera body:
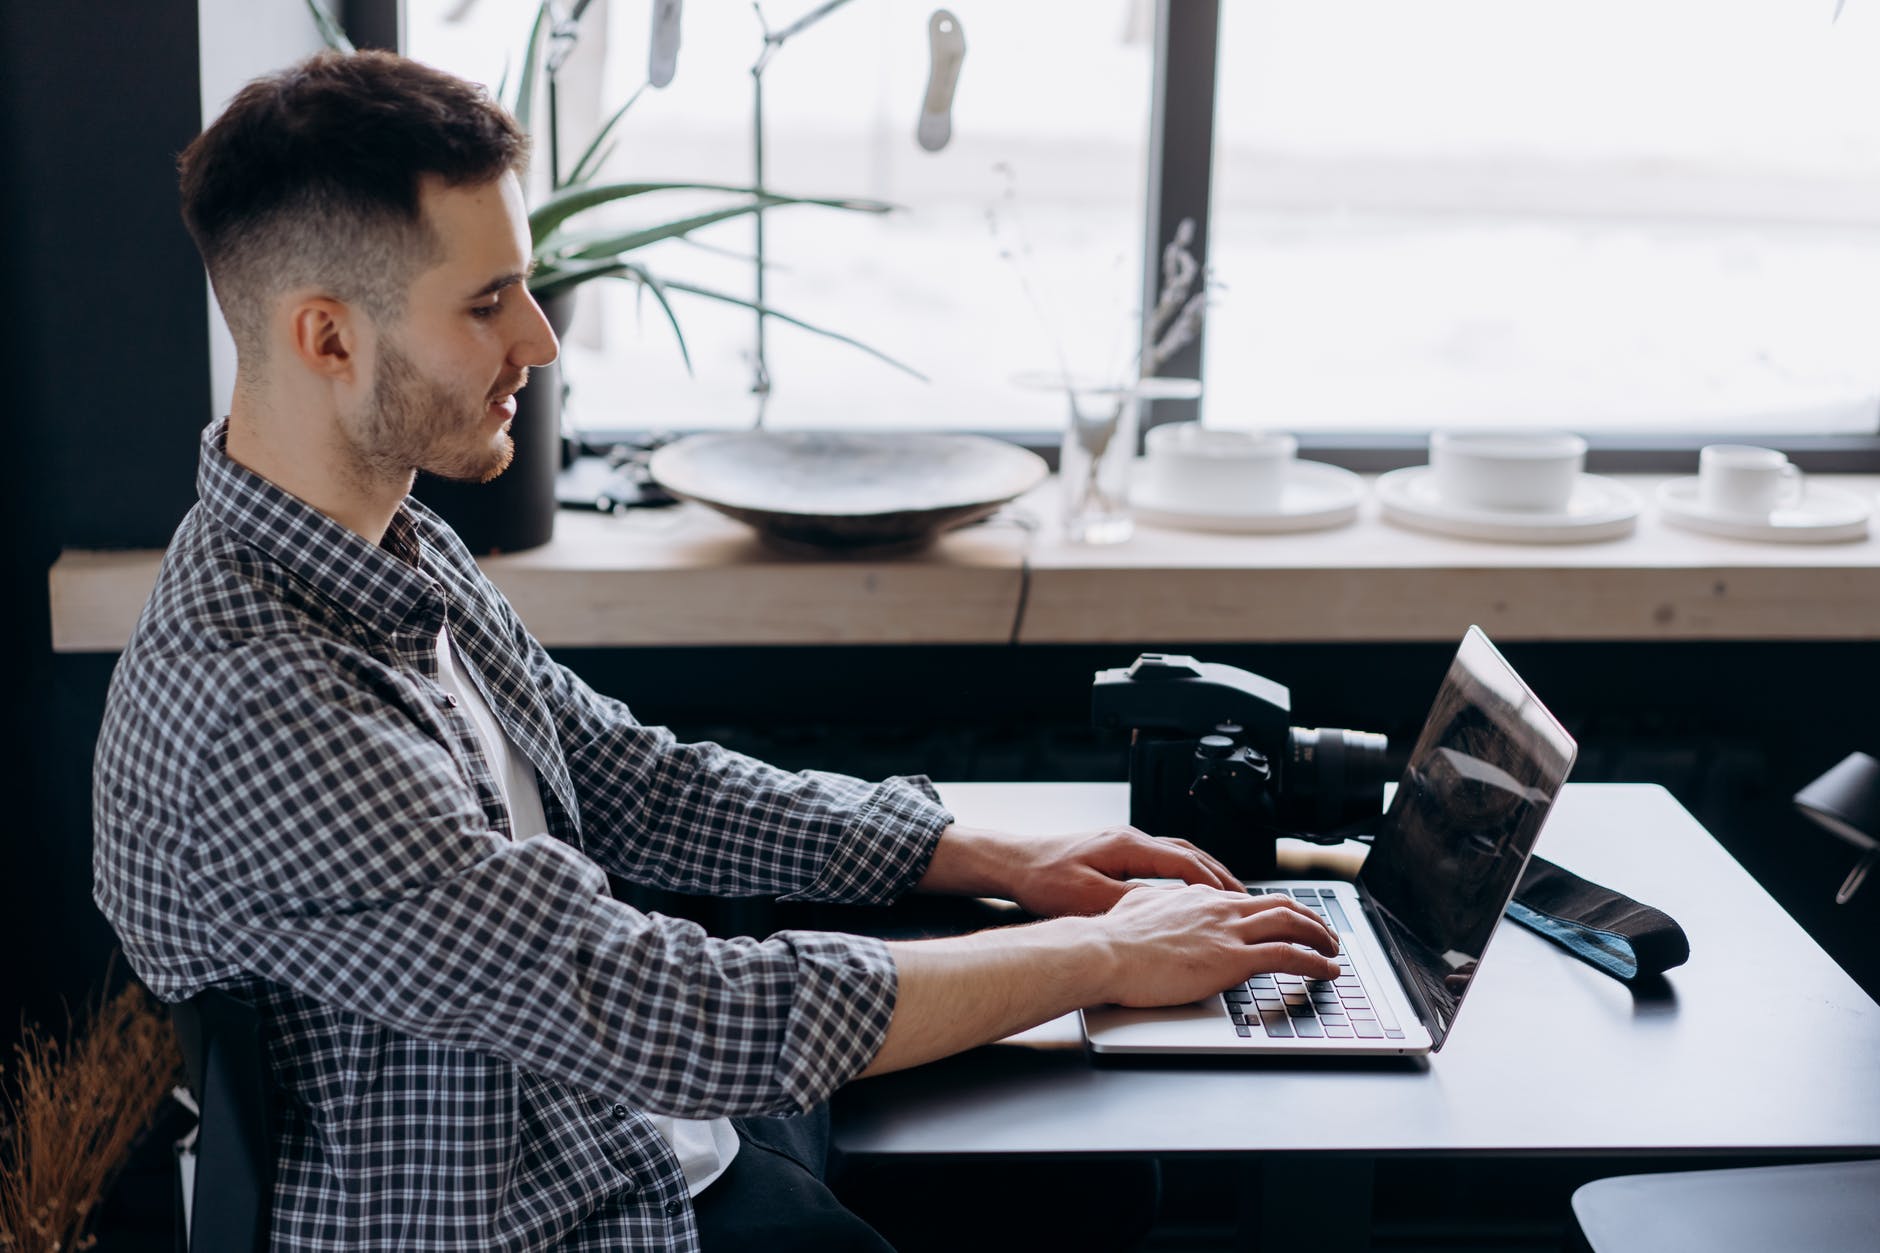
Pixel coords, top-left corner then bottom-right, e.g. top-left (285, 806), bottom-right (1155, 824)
top-left (1091, 653), bottom-right (1392, 878)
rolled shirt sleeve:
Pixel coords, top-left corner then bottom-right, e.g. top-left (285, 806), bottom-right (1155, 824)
top-left (517, 628), bottom-right (955, 904)
top-left (183, 656), bottom-right (898, 1116)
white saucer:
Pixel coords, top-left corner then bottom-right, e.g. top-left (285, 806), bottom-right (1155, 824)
top-left (1656, 478), bottom-right (1872, 543)
top-left (1376, 466), bottom-right (1640, 543)
top-left (1130, 459), bottom-right (1364, 533)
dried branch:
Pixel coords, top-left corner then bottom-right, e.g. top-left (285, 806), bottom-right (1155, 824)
top-left (1138, 217), bottom-right (1213, 377)
top-left (1147, 217), bottom-right (1198, 341)
top-left (1149, 291), bottom-right (1207, 375)
top-left (990, 179), bottom-right (1218, 524)
top-left (987, 162), bottom-right (1077, 389)
top-left (0, 982), bottom-right (183, 1253)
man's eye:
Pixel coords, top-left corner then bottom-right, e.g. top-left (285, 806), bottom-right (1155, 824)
top-left (470, 303), bottom-right (500, 319)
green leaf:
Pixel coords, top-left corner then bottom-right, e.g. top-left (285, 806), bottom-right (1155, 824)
top-left (610, 263), bottom-right (693, 375)
top-left (304, 0), bottom-right (355, 53)
top-left (529, 181), bottom-right (892, 247)
top-left (563, 86), bottom-right (645, 189)
top-left (528, 264), bottom-right (924, 382)
top-left (656, 279), bottom-right (929, 383)
top-left (528, 257), bottom-right (636, 296)
top-left (529, 261), bottom-right (692, 373)
top-left (511, 2), bottom-right (550, 132)
top-left (554, 199), bottom-right (795, 260)
top-left (569, 139), bottom-right (619, 190)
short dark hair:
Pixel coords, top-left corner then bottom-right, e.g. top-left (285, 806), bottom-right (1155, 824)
top-left (178, 50), bottom-right (528, 357)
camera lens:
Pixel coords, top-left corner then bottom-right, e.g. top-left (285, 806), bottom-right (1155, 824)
top-left (1281, 726), bottom-right (1391, 832)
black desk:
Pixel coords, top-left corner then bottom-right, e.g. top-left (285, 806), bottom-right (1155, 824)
top-left (832, 783), bottom-right (1880, 1246)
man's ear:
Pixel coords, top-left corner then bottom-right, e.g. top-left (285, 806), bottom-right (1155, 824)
top-left (285, 295), bottom-right (361, 384)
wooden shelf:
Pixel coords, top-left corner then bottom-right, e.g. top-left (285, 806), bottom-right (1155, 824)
top-left (49, 474), bottom-right (1880, 652)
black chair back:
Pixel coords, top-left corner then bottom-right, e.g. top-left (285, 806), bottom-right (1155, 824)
top-left (170, 989), bottom-right (274, 1253)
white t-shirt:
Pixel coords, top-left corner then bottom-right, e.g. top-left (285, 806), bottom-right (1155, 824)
top-left (434, 627), bottom-right (739, 1196)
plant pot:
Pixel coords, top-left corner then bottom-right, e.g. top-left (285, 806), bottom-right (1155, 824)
top-left (413, 290), bottom-right (576, 555)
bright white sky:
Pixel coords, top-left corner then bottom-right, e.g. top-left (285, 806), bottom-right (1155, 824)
top-left (1217, 1), bottom-right (1880, 175)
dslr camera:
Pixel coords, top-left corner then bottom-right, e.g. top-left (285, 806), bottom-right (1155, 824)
top-left (1092, 653), bottom-right (1393, 877)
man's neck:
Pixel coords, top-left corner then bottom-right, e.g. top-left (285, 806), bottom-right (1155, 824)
top-left (227, 388), bottom-right (411, 546)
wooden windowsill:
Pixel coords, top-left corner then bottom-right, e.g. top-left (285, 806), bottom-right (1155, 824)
top-left (48, 473), bottom-right (1880, 652)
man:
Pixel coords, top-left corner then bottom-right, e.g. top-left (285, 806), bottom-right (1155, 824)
top-left (93, 50), bottom-right (1340, 1251)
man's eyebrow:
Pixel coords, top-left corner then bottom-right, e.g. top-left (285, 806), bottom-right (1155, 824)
top-left (467, 260), bottom-right (538, 300)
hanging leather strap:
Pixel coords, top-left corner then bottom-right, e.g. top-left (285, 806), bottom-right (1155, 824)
top-left (1506, 855), bottom-right (1691, 982)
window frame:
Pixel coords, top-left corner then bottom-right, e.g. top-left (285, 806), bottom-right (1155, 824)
top-left (344, 0), bottom-right (402, 53)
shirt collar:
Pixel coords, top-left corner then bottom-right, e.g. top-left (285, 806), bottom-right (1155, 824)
top-left (196, 416), bottom-right (443, 635)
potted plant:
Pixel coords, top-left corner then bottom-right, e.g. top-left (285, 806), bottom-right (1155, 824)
top-left (308, 1), bottom-right (922, 552)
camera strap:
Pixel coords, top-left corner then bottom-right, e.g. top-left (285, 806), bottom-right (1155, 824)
top-left (1504, 855), bottom-right (1690, 983)
top-left (1286, 824), bottom-right (1690, 983)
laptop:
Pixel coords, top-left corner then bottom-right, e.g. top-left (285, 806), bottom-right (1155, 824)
top-left (1081, 625), bottom-right (1577, 1057)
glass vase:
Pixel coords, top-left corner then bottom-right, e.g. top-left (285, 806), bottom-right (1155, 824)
top-left (1058, 381), bottom-right (1142, 544)
top-left (1019, 374), bottom-right (1205, 545)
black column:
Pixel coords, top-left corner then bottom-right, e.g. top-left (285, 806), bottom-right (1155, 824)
top-left (1140, 0), bottom-right (1219, 440)
top-left (0, 0), bottom-right (209, 1026)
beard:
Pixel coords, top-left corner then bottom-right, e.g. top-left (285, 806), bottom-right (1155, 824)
top-left (352, 336), bottom-right (525, 487)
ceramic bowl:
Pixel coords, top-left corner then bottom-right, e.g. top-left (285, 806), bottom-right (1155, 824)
top-left (648, 431), bottom-right (1048, 551)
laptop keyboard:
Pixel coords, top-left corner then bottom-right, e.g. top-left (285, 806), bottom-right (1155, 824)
top-left (1223, 887), bottom-right (1406, 1041)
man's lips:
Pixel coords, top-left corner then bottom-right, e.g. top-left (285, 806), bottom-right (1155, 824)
top-left (487, 370), bottom-right (529, 410)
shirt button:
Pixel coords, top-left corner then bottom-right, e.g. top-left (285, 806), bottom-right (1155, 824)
top-left (612, 1104), bottom-right (629, 1119)
top-left (665, 1199), bottom-right (684, 1217)
top-left (443, 694), bottom-right (459, 708)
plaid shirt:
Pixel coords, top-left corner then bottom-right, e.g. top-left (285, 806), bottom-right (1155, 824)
top-left (93, 419), bottom-right (952, 1250)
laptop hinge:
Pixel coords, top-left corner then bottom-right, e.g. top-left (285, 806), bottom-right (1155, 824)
top-left (1352, 879), bottom-right (1444, 1049)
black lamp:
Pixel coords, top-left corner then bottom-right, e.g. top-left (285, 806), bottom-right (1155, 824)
top-left (1793, 752), bottom-right (1880, 905)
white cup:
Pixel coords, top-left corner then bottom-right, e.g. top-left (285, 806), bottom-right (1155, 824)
top-left (1429, 429), bottom-right (1587, 513)
top-left (1142, 422), bottom-right (1297, 512)
top-left (1697, 444), bottom-right (1803, 517)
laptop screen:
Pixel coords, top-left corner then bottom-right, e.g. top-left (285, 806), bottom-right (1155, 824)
top-left (1357, 626), bottom-right (1578, 1049)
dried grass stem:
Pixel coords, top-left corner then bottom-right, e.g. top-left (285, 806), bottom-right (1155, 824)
top-left (0, 982), bottom-right (182, 1253)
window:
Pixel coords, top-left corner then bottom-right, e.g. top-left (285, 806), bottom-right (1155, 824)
top-left (407, 1), bottom-right (1160, 438)
top-left (408, 2), bottom-right (1880, 465)
top-left (1202, 0), bottom-right (1880, 449)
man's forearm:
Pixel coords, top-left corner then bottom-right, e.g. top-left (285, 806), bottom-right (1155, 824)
top-left (856, 915), bottom-right (1110, 1078)
top-left (912, 823), bottom-right (1014, 897)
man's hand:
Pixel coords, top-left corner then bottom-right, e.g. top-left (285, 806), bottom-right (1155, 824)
top-left (1091, 883), bottom-right (1342, 1007)
top-left (859, 881), bottom-right (1340, 1078)
top-left (916, 822), bottom-right (1243, 917)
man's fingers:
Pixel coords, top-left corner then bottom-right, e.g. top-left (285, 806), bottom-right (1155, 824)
top-left (1233, 902), bottom-right (1339, 956)
top-left (1102, 833), bottom-right (1236, 891)
top-left (1244, 942), bottom-right (1344, 982)
top-left (1154, 837), bottom-right (1242, 890)
top-left (1246, 892), bottom-right (1333, 928)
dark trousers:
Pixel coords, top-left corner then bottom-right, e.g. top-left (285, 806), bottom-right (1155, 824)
top-left (694, 1109), bottom-right (895, 1252)
top-left (696, 1107), bottom-right (1161, 1253)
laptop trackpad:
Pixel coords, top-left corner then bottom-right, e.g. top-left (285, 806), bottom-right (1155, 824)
top-left (1084, 999), bottom-right (1229, 1047)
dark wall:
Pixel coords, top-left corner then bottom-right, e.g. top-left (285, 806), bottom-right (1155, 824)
top-left (2, 0), bottom-right (211, 1035)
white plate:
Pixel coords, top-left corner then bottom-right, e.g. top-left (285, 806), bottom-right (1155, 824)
top-left (1377, 466), bottom-right (1640, 543)
top-left (1130, 459), bottom-right (1364, 533)
top-left (1656, 478), bottom-right (1871, 543)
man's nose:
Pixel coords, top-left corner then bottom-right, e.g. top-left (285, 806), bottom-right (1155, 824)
top-left (515, 288), bottom-right (560, 369)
